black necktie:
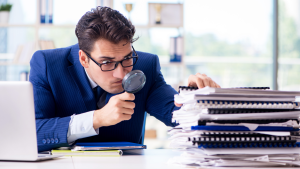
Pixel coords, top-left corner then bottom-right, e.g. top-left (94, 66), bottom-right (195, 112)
top-left (93, 86), bottom-right (106, 109)
top-left (93, 86), bottom-right (101, 102)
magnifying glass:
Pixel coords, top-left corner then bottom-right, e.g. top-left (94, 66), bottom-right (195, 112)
top-left (122, 70), bottom-right (146, 94)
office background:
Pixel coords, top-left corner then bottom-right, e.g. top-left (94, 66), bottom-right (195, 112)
top-left (0, 0), bottom-right (299, 148)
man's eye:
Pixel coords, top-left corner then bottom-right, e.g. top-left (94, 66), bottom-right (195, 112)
top-left (101, 60), bottom-right (112, 65)
top-left (124, 56), bottom-right (132, 60)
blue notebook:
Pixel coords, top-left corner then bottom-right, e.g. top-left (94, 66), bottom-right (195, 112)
top-left (191, 125), bottom-right (299, 131)
top-left (72, 142), bottom-right (146, 151)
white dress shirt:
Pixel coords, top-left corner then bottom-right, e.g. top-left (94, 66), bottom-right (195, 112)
top-left (67, 69), bottom-right (100, 143)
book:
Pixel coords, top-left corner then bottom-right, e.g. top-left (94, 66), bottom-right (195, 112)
top-left (51, 149), bottom-right (122, 157)
top-left (40, 0), bottom-right (53, 24)
top-left (179, 100), bottom-right (299, 110)
top-left (178, 86), bottom-right (300, 96)
top-left (191, 125), bottom-right (299, 132)
top-left (40, 0), bottom-right (46, 23)
top-left (72, 142), bottom-right (146, 151)
top-left (179, 86), bottom-right (270, 91)
top-left (169, 36), bottom-right (183, 62)
top-left (203, 108), bottom-right (299, 114)
top-left (176, 94), bottom-right (296, 103)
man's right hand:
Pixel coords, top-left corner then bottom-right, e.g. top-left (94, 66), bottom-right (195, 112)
top-left (93, 92), bottom-right (135, 129)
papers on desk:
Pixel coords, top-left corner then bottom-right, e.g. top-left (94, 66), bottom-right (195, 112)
top-left (168, 86), bottom-right (300, 167)
top-left (168, 151), bottom-right (300, 167)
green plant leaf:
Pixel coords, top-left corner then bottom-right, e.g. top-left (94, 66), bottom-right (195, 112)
top-left (0, 4), bottom-right (12, 11)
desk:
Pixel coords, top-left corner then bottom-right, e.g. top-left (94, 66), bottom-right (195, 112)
top-left (1, 149), bottom-right (298, 169)
top-left (0, 149), bottom-right (184, 169)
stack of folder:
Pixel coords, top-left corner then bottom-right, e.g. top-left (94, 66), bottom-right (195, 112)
top-left (168, 86), bottom-right (300, 167)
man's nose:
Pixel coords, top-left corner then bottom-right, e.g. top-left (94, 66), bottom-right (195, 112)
top-left (112, 63), bottom-right (126, 79)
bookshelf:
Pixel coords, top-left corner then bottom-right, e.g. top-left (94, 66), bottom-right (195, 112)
top-left (0, 0), bottom-right (185, 85)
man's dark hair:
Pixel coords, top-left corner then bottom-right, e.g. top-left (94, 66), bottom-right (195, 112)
top-left (75, 6), bottom-right (137, 54)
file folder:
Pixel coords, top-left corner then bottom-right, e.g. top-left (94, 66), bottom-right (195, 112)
top-left (72, 142), bottom-right (146, 151)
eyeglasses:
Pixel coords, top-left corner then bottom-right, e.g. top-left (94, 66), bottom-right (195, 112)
top-left (83, 46), bottom-right (138, 71)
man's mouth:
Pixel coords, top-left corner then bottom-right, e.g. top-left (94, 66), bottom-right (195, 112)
top-left (114, 80), bottom-right (123, 84)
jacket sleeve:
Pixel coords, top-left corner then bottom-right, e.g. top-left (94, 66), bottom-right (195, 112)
top-left (29, 51), bottom-right (71, 152)
top-left (145, 55), bottom-right (180, 127)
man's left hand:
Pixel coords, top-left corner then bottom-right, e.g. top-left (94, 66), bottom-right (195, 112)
top-left (174, 73), bottom-right (220, 107)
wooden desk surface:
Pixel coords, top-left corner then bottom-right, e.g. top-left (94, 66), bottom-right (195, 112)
top-left (2, 149), bottom-right (296, 169)
top-left (0, 149), bottom-right (183, 169)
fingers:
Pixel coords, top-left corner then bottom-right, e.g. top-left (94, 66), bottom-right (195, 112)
top-left (188, 73), bottom-right (221, 88)
top-left (118, 92), bottom-right (135, 101)
top-left (174, 101), bottom-right (183, 107)
top-left (121, 114), bottom-right (132, 121)
top-left (188, 75), bottom-right (204, 88)
top-left (119, 101), bottom-right (135, 109)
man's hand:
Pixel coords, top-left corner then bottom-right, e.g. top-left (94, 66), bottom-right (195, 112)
top-left (188, 73), bottom-right (220, 88)
top-left (93, 92), bottom-right (135, 129)
top-left (175, 73), bottom-right (220, 107)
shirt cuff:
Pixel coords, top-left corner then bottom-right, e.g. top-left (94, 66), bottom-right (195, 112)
top-left (67, 111), bottom-right (99, 144)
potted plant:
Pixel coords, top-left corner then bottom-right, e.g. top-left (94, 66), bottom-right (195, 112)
top-left (0, 3), bottom-right (12, 24)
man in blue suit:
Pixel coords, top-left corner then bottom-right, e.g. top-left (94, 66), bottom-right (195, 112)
top-left (29, 7), bottom-right (220, 152)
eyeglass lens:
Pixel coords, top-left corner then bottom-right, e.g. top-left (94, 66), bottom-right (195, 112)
top-left (101, 57), bottom-right (136, 71)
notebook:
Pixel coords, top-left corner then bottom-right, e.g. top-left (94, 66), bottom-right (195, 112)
top-left (0, 81), bottom-right (62, 161)
top-left (178, 86), bottom-right (300, 96)
top-left (179, 101), bottom-right (300, 110)
top-left (72, 142), bottom-right (146, 151)
top-left (202, 108), bottom-right (300, 114)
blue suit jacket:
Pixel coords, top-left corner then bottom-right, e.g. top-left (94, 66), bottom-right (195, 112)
top-left (29, 44), bottom-right (179, 152)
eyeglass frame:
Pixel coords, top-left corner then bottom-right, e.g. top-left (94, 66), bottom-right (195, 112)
top-left (82, 46), bottom-right (138, 72)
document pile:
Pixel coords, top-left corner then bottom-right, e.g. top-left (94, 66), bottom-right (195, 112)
top-left (168, 86), bottom-right (300, 167)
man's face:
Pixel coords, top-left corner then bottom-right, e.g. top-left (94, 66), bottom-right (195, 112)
top-left (82, 39), bottom-right (133, 94)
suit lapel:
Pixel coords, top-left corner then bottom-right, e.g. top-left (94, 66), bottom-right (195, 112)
top-left (67, 44), bottom-right (99, 112)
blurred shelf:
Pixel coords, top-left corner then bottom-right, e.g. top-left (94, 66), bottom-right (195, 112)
top-left (160, 63), bottom-right (184, 67)
top-left (0, 24), bottom-right (36, 27)
top-left (38, 24), bottom-right (76, 28)
top-left (0, 53), bottom-right (14, 59)
top-left (0, 62), bottom-right (29, 66)
top-left (0, 24), bottom-right (76, 28)
top-left (135, 25), bottom-right (182, 29)
top-left (0, 24), bottom-right (180, 29)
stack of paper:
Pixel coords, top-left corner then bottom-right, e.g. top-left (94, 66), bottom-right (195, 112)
top-left (168, 86), bottom-right (300, 167)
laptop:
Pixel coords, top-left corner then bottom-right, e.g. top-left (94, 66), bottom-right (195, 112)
top-left (0, 81), bottom-right (62, 161)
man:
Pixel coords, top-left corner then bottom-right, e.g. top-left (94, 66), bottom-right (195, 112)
top-left (29, 6), bottom-right (220, 152)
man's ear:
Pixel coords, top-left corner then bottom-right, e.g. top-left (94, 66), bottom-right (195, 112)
top-left (79, 50), bottom-right (89, 68)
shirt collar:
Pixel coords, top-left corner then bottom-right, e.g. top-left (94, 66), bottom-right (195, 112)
top-left (84, 68), bottom-right (98, 89)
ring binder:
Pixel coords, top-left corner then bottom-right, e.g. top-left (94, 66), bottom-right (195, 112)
top-left (191, 125), bottom-right (300, 131)
top-left (206, 108), bottom-right (298, 114)
top-left (178, 86), bottom-right (271, 92)
top-left (198, 119), bottom-right (298, 125)
top-left (195, 142), bottom-right (300, 149)
top-left (197, 131), bottom-right (300, 137)
top-left (169, 86), bottom-right (300, 167)
top-left (181, 101), bottom-right (299, 110)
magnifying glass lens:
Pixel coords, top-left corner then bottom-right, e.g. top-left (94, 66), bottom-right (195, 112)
top-left (122, 70), bottom-right (146, 93)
